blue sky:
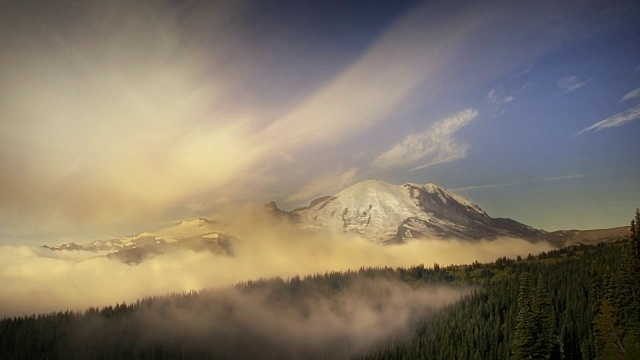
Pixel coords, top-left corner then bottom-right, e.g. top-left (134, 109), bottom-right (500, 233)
top-left (1, 0), bottom-right (639, 243)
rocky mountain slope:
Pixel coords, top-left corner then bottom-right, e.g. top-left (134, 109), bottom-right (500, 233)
top-left (291, 180), bottom-right (544, 243)
top-left (45, 218), bottom-right (235, 264)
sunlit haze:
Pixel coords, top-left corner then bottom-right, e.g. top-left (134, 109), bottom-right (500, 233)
top-left (2, 3), bottom-right (640, 358)
top-left (1, 0), bottom-right (639, 244)
top-left (0, 211), bottom-right (553, 317)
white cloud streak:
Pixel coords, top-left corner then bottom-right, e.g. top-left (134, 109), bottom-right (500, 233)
top-left (486, 85), bottom-right (515, 116)
top-left (258, 3), bottom-right (473, 150)
top-left (451, 174), bottom-right (584, 191)
top-left (487, 86), bottom-right (515, 105)
top-left (449, 182), bottom-right (519, 192)
top-left (543, 174), bottom-right (584, 181)
top-left (575, 104), bottom-right (640, 136)
top-left (557, 75), bottom-right (591, 94)
top-left (620, 87), bottom-right (640, 102)
top-left (0, 0), bottom-right (622, 243)
top-left (286, 168), bottom-right (359, 203)
top-left (0, 0), bottom-right (493, 242)
top-left (372, 109), bottom-right (478, 171)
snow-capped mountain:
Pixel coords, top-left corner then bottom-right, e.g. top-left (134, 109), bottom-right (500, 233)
top-left (291, 180), bottom-right (544, 243)
top-left (45, 218), bottom-right (236, 264)
top-left (45, 180), bottom-right (548, 262)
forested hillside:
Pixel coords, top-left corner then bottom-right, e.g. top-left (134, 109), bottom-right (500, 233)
top-left (363, 240), bottom-right (639, 359)
top-left (1, 217), bottom-right (639, 359)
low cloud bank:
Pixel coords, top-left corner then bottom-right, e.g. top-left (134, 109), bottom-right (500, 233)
top-left (0, 213), bottom-right (553, 317)
top-left (0, 213), bottom-right (554, 357)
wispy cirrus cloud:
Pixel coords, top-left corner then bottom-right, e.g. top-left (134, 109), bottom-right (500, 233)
top-left (557, 75), bottom-right (591, 94)
top-left (542, 174), bottom-right (584, 181)
top-left (286, 168), bottom-right (358, 203)
top-left (372, 109), bottom-right (478, 171)
top-left (451, 174), bottom-right (584, 192)
top-left (575, 104), bottom-right (640, 136)
top-left (448, 182), bottom-right (518, 192)
top-left (620, 87), bottom-right (640, 102)
top-left (486, 85), bottom-right (515, 116)
top-left (259, 2), bottom-right (471, 150)
top-left (524, 63), bottom-right (534, 74)
top-left (0, 0), bottom-right (486, 242)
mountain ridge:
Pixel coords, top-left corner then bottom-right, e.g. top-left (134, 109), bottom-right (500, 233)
top-left (44, 218), bottom-right (235, 264)
top-left (290, 180), bottom-right (544, 243)
top-left (44, 180), bottom-right (628, 260)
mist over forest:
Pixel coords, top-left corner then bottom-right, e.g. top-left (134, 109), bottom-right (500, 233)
top-left (1, 0), bottom-right (639, 358)
top-left (0, 210), bottom-right (553, 317)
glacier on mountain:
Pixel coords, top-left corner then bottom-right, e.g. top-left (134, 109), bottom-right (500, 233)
top-left (292, 180), bottom-right (541, 243)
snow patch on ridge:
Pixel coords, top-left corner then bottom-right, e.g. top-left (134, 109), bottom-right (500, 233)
top-left (46, 218), bottom-right (224, 253)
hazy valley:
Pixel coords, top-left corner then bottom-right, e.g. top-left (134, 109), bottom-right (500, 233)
top-left (2, 180), bottom-right (637, 359)
top-left (1, 0), bottom-right (639, 358)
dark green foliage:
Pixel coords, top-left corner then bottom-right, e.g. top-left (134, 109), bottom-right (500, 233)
top-left (510, 273), bottom-right (557, 359)
top-left (533, 274), bottom-right (559, 359)
top-left (363, 241), bottom-right (632, 360)
top-left (593, 299), bottom-right (625, 359)
top-left (590, 210), bottom-right (640, 360)
top-left (512, 273), bottom-right (537, 359)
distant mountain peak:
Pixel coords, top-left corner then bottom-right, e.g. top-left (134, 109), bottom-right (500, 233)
top-left (44, 179), bottom-right (549, 263)
top-left (44, 217), bottom-right (235, 264)
top-left (292, 179), bottom-right (542, 243)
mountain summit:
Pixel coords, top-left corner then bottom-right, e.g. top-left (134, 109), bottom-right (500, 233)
top-left (292, 180), bottom-right (544, 243)
top-left (43, 179), bottom-right (551, 262)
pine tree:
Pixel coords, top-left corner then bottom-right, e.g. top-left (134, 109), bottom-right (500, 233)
top-left (513, 273), bottom-right (537, 360)
top-left (634, 209), bottom-right (640, 240)
top-left (533, 275), bottom-right (557, 359)
top-left (616, 245), bottom-right (638, 333)
top-left (624, 210), bottom-right (640, 357)
top-left (591, 209), bottom-right (640, 360)
top-left (594, 299), bottom-right (625, 359)
top-left (591, 264), bottom-right (603, 316)
top-left (630, 211), bottom-right (640, 322)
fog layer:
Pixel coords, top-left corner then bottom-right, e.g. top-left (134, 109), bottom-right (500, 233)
top-left (66, 277), bottom-right (465, 359)
top-left (0, 212), bottom-right (553, 317)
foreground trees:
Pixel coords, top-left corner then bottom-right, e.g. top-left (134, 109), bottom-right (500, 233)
top-left (590, 209), bottom-right (640, 359)
top-left (365, 210), bottom-right (640, 360)
top-left (512, 273), bottom-right (557, 359)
